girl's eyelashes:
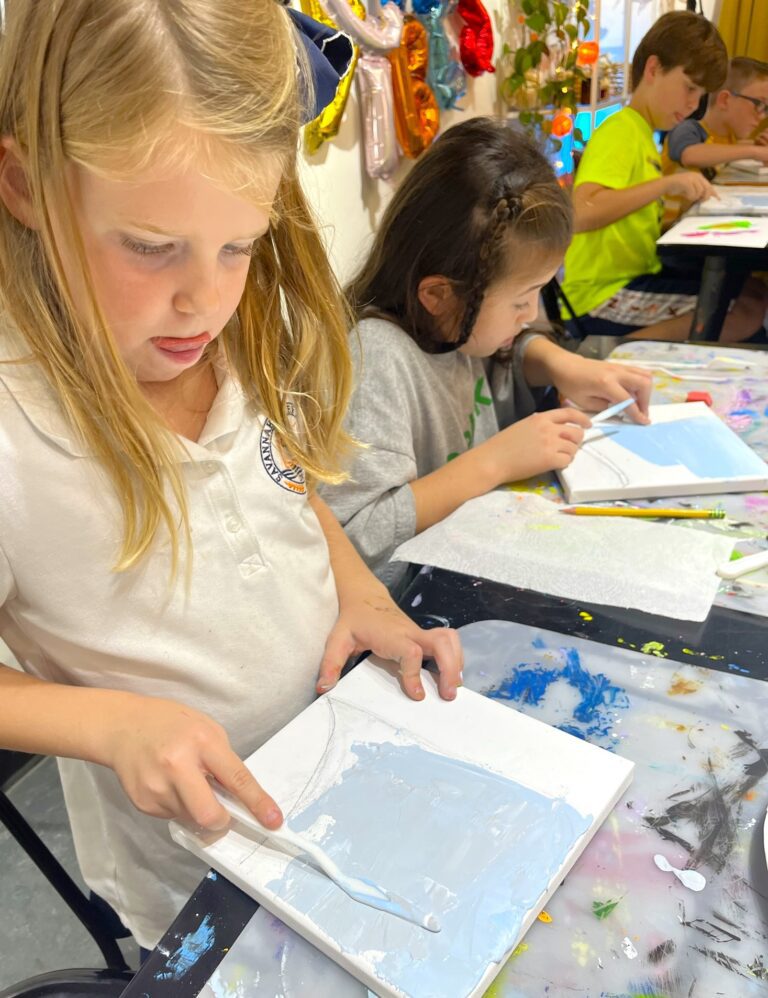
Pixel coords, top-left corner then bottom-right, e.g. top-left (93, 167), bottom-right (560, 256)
top-left (119, 236), bottom-right (256, 257)
top-left (120, 236), bottom-right (174, 256)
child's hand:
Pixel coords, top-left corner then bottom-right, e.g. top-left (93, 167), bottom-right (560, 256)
top-left (479, 407), bottom-right (592, 483)
top-left (104, 694), bottom-right (283, 831)
top-left (664, 172), bottom-right (715, 202)
top-left (548, 355), bottom-right (652, 424)
top-left (316, 584), bottom-right (463, 703)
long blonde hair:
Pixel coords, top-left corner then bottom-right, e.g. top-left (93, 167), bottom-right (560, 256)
top-left (0, 0), bottom-right (353, 572)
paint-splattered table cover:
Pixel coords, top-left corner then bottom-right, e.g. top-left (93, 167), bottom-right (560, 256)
top-left (189, 617), bottom-right (768, 998)
top-left (514, 342), bottom-right (768, 620)
top-left (596, 342), bottom-right (768, 619)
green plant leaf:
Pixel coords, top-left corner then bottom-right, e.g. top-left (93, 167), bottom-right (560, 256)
top-left (526, 12), bottom-right (548, 33)
top-left (522, 0), bottom-right (534, 13)
top-left (521, 51), bottom-right (533, 72)
top-left (565, 22), bottom-right (577, 41)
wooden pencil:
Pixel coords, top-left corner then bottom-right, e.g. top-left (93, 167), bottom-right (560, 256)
top-left (560, 506), bottom-right (726, 519)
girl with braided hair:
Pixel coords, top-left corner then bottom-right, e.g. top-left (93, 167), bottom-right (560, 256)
top-left (322, 117), bottom-right (652, 590)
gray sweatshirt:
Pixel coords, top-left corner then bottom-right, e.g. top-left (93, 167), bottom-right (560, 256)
top-left (321, 317), bottom-right (548, 588)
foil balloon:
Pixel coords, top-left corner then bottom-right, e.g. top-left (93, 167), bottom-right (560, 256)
top-left (457, 0), bottom-right (495, 77)
top-left (388, 16), bottom-right (440, 159)
top-left (356, 53), bottom-right (400, 178)
top-left (301, 0), bottom-right (362, 155)
top-left (322, 0), bottom-right (402, 51)
top-left (412, 0), bottom-right (466, 110)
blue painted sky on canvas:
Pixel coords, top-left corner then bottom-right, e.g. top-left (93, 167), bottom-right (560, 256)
top-left (608, 415), bottom-right (767, 478)
top-left (268, 740), bottom-right (590, 998)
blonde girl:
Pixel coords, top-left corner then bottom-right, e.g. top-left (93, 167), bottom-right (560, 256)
top-left (0, 0), bottom-right (461, 951)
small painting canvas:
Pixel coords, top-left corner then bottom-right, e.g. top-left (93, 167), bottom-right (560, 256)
top-left (656, 214), bottom-right (768, 248)
top-left (558, 402), bottom-right (768, 503)
top-left (171, 660), bottom-right (633, 998)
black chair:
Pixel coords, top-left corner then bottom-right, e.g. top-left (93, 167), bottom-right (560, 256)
top-left (541, 276), bottom-right (588, 342)
top-left (0, 968), bottom-right (134, 998)
top-left (0, 750), bottom-right (132, 976)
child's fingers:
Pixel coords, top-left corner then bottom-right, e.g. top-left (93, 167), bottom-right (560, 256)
top-left (394, 640), bottom-right (426, 701)
top-left (559, 423), bottom-right (585, 445)
top-left (552, 407), bottom-right (592, 428)
top-left (175, 771), bottom-right (231, 832)
top-left (316, 628), bottom-right (357, 693)
top-left (206, 748), bottom-right (283, 829)
top-left (416, 626), bottom-right (463, 700)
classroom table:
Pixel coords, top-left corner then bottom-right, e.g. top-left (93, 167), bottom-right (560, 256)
top-left (121, 341), bottom-right (768, 998)
top-left (656, 183), bottom-right (768, 342)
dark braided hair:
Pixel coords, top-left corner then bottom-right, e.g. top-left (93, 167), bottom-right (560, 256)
top-left (346, 117), bottom-right (572, 354)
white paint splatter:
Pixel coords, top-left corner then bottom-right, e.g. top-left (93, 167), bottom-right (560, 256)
top-left (621, 937), bottom-right (638, 959)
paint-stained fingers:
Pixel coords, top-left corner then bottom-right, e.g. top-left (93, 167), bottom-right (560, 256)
top-left (422, 626), bottom-right (463, 700)
top-left (396, 640), bottom-right (426, 701)
top-left (316, 628), bottom-right (357, 694)
top-left (206, 748), bottom-right (283, 829)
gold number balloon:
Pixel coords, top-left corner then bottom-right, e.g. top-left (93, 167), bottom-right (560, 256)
top-left (388, 15), bottom-right (439, 160)
top-left (302, 0), bottom-right (363, 155)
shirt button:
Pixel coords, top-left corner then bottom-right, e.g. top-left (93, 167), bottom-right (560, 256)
top-left (225, 515), bottom-right (242, 533)
top-left (202, 461), bottom-right (218, 476)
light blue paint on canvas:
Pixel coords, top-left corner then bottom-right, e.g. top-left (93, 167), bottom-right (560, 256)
top-left (608, 415), bottom-right (768, 479)
top-left (268, 740), bottom-right (591, 998)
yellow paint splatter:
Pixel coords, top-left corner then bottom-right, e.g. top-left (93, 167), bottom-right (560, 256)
top-left (510, 942), bottom-right (529, 961)
top-left (538, 910), bottom-right (553, 923)
top-left (641, 641), bottom-right (668, 658)
top-left (721, 723), bottom-right (731, 731)
top-left (682, 648), bottom-right (696, 656)
top-left (571, 940), bottom-right (590, 967)
top-left (668, 673), bottom-right (701, 696)
top-left (579, 611), bottom-right (593, 621)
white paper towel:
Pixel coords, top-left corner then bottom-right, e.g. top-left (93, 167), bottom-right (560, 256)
top-left (391, 492), bottom-right (734, 621)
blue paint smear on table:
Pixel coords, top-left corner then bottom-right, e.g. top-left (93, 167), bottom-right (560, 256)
top-left (154, 913), bottom-right (215, 981)
top-left (608, 415), bottom-right (768, 478)
top-left (486, 647), bottom-right (629, 750)
top-left (268, 740), bottom-right (591, 998)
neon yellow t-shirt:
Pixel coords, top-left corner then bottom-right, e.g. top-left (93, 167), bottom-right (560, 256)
top-left (562, 107), bottom-right (663, 318)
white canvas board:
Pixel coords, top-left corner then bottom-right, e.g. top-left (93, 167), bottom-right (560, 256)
top-left (171, 659), bottom-right (633, 998)
top-left (657, 213), bottom-right (768, 247)
top-left (697, 190), bottom-right (768, 216)
top-left (557, 402), bottom-right (768, 503)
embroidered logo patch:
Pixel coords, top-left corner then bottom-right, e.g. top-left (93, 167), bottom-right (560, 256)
top-left (260, 403), bottom-right (307, 494)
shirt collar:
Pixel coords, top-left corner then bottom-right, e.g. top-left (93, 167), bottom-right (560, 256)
top-left (0, 325), bottom-right (247, 460)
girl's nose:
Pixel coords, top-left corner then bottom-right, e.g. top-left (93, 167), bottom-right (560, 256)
top-left (173, 265), bottom-right (220, 317)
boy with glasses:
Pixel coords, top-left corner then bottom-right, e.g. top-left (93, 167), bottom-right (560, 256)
top-left (663, 56), bottom-right (768, 179)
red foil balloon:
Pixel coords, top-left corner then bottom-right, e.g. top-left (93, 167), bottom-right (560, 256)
top-left (388, 16), bottom-right (440, 159)
top-left (457, 0), bottom-right (495, 77)
top-left (577, 41), bottom-right (599, 66)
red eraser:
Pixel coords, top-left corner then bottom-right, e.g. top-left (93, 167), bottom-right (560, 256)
top-left (686, 391), bottom-right (713, 406)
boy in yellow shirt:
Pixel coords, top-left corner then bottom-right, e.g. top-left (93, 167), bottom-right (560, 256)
top-left (562, 13), bottom-right (767, 344)
top-left (664, 57), bottom-right (768, 179)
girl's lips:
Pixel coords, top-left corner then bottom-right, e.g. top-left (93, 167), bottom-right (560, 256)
top-left (151, 332), bottom-right (211, 352)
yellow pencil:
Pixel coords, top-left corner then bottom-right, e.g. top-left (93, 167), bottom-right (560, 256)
top-left (561, 506), bottom-right (726, 519)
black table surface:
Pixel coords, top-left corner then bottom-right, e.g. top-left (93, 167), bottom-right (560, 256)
top-left (121, 567), bottom-right (768, 995)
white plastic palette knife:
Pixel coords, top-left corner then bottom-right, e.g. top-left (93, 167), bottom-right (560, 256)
top-left (211, 783), bottom-right (441, 932)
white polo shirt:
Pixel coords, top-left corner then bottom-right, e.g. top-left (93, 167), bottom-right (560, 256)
top-left (0, 329), bottom-right (339, 947)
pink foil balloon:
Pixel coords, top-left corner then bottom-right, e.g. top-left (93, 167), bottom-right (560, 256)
top-left (322, 0), bottom-right (403, 52)
top-left (356, 52), bottom-right (400, 178)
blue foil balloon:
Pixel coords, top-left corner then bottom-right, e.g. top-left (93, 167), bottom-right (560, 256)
top-left (414, 0), bottom-right (466, 110)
